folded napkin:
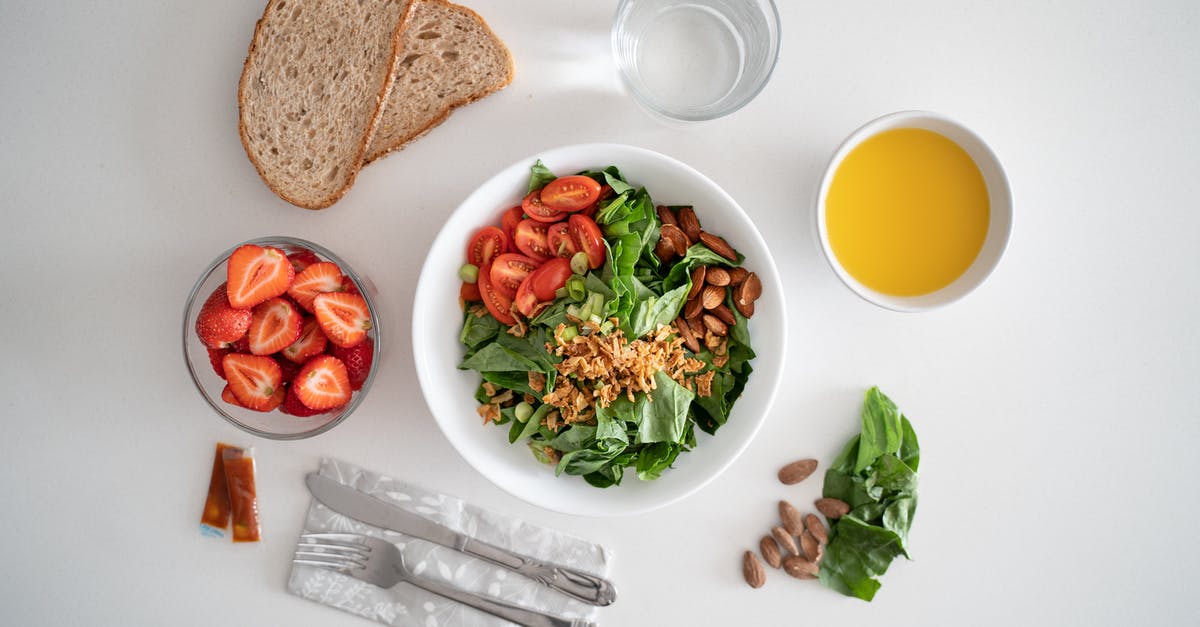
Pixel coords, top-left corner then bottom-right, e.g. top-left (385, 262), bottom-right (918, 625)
top-left (287, 459), bottom-right (611, 626)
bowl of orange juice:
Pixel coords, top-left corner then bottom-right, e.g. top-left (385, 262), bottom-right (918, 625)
top-left (816, 111), bottom-right (1013, 311)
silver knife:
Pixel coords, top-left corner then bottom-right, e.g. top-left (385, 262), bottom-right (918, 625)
top-left (305, 472), bottom-right (617, 606)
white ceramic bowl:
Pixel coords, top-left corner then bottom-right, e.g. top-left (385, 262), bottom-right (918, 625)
top-left (412, 143), bottom-right (785, 516)
top-left (816, 111), bottom-right (1013, 312)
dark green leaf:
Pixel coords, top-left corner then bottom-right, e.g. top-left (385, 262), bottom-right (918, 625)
top-left (819, 516), bottom-right (905, 602)
top-left (855, 387), bottom-right (903, 473)
top-left (527, 160), bottom-right (557, 192)
top-left (899, 415), bottom-right (920, 472)
top-left (458, 343), bottom-right (539, 372)
top-left (635, 372), bottom-right (694, 444)
top-left (460, 312), bottom-right (501, 348)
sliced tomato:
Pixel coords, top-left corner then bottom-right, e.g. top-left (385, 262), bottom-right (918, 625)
top-left (527, 257), bottom-right (573, 301)
top-left (460, 281), bottom-right (481, 302)
top-left (541, 176), bottom-right (602, 212)
top-left (521, 190), bottom-right (564, 223)
top-left (513, 276), bottom-right (541, 318)
top-left (513, 219), bottom-right (554, 262)
top-left (578, 184), bottom-right (613, 220)
top-left (477, 264), bottom-right (515, 324)
top-left (546, 222), bottom-right (579, 259)
top-left (466, 226), bottom-right (507, 267)
top-left (489, 253), bottom-right (538, 299)
top-left (500, 206), bottom-right (524, 252)
top-left (569, 214), bottom-right (606, 269)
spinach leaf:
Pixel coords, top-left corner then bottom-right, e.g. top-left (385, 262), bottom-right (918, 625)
top-left (663, 243), bottom-right (744, 291)
top-left (460, 312), bottom-right (501, 348)
top-left (899, 415), bottom-right (921, 471)
top-left (495, 329), bottom-right (557, 373)
top-left (635, 371), bottom-right (694, 444)
top-left (635, 442), bottom-right (681, 481)
top-left (818, 516), bottom-right (905, 602)
top-left (528, 160), bottom-right (557, 192)
top-left (855, 386), bottom-right (903, 473)
top-left (626, 283), bottom-right (690, 338)
top-left (482, 371), bottom-right (535, 397)
top-left (458, 343), bottom-right (539, 372)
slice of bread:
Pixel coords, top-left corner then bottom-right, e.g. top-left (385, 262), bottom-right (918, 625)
top-left (238, 0), bottom-right (413, 209)
top-left (363, 0), bottom-right (514, 163)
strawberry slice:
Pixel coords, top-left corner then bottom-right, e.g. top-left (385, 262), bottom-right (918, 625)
top-left (329, 339), bottom-right (374, 391)
top-left (196, 284), bottom-right (251, 349)
top-left (221, 384), bottom-right (246, 407)
top-left (281, 316), bottom-right (327, 363)
top-left (280, 383), bottom-right (335, 417)
top-left (294, 355), bottom-right (351, 410)
top-left (226, 244), bottom-right (294, 309)
top-left (222, 353), bottom-right (284, 411)
top-left (313, 292), bottom-right (372, 348)
top-left (287, 261), bottom-right (345, 312)
top-left (340, 275), bottom-right (361, 296)
top-left (248, 297), bottom-right (303, 355)
top-left (287, 249), bottom-right (322, 274)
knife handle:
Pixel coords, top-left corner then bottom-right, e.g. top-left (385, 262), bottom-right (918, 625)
top-left (401, 570), bottom-right (595, 627)
top-left (462, 537), bottom-right (618, 606)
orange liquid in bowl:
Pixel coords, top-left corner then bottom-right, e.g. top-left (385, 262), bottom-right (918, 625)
top-left (825, 128), bottom-right (990, 297)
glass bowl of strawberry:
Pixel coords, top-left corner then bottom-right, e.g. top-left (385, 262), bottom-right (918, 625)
top-left (183, 236), bottom-right (380, 439)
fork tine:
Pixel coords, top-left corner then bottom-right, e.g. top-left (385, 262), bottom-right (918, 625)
top-left (296, 541), bottom-right (371, 556)
top-left (293, 548), bottom-right (369, 567)
top-left (300, 532), bottom-right (373, 547)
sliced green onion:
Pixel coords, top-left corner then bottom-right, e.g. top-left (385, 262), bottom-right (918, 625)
top-left (570, 252), bottom-right (590, 275)
top-left (555, 287), bottom-right (569, 299)
top-left (514, 402), bottom-right (533, 423)
top-left (458, 263), bottom-right (479, 283)
top-left (565, 275), bottom-right (587, 301)
top-left (560, 326), bottom-right (579, 342)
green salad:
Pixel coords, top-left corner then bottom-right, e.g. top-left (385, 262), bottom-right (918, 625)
top-left (456, 161), bottom-right (762, 488)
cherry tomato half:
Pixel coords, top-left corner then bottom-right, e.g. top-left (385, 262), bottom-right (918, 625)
top-left (521, 190), bottom-right (563, 223)
top-left (489, 253), bottom-right (538, 299)
top-left (540, 176), bottom-right (602, 213)
top-left (568, 214), bottom-right (606, 269)
top-left (477, 264), bottom-right (515, 324)
top-left (527, 257), bottom-right (573, 301)
top-left (500, 206), bottom-right (524, 253)
top-left (578, 184), bottom-right (613, 220)
top-left (513, 219), bottom-right (554, 262)
top-left (460, 281), bottom-right (481, 303)
top-left (546, 222), bottom-right (579, 259)
top-left (466, 226), bottom-right (506, 267)
top-left (513, 277), bottom-right (541, 318)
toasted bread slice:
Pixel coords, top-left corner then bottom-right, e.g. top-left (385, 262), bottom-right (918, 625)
top-left (238, 0), bottom-right (413, 209)
top-left (364, 0), bottom-right (514, 163)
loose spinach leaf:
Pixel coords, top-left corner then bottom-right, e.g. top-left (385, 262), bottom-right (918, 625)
top-left (855, 386), bottom-right (903, 473)
top-left (482, 371), bottom-right (535, 397)
top-left (626, 283), bottom-right (690, 339)
top-left (495, 329), bottom-right (558, 373)
top-left (460, 312), bottom-right (501, 348)
top-left (635, 371), bottom-right (694, 444)
top-left (899, 415), bottom-right (920, 471)
top-left (527, 160), bottom-right (557, 192)
top-left (635, 442), bottom-right (681, 481)
top-left (458, 343), bottom-right (539, 372)
top-left (662, 243), bottom-right (744, 291)
top-left (818, 516), bottom-right (904, 602)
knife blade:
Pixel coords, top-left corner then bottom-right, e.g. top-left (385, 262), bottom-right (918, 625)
top-left (305, 472), bottom-right (617, 606)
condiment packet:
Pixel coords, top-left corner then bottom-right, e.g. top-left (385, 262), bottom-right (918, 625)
top-left (198, 443), bottom-right (261, 542)
top-left (287, 458), bottom-right (611, 626)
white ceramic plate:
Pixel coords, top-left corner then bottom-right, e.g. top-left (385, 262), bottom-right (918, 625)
top-left (412, 143), bottom-right (785, 516)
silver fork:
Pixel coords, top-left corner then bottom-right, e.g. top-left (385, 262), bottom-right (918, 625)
top-left (294, 533), bottom-right (596, 627)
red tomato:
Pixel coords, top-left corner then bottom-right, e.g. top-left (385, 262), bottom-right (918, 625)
top-left (460, 281), bottom-right (481, 302)
top-left (500, 206), bottom-right (524, 252)
top-left (466, 226), bottom-right (506, 267)
top-left (568, 214), bottom-right (605, 269)
top-left (521, 190), bottom-right (563, 223)
top-left (540, 176), bottom-right (602, 212)
top-left (513, 277), bottom-right (541, 318)
top-left (546, 222), bottom-right (579, 259)
top-left (513, 219), bottom-right (554, 262)
top-left (579, 184), bottom-right (613, 220)
top-left (489, 253), bottom-right (538, 299)
top-left (527, 257), bottom-right (573, 301)
top-left (476, 264), bottom-right (515, 324)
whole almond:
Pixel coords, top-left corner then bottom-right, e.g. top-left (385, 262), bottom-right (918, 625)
top-left (654, 236), bottom-right (677, 261)
top-left (676, 317), bottom-right (700, 353)
top-left (743, 550), bottom-right (766, 588)
top-left (804, 514), bottom-right (828, 544)
top-left (684, 295), bottom-right (704, 320)
top-left (661, 223), bottom-right (691, 252)
top-left (711, 303), bottom-right (737, 326)
top-left (782, 555), bottom-right (819, 579)
top-left (734, 272), bottom-right (762, 318)
top-left (815, 497), bottom-right (851, 519)
top-left (771, 525), bottom-right (799, 556)
top-left (655, 205), bottom-right (678, 226)
top-left (706, 267), bottom-right (731, 286)
top-left (728, 267), bottom-right (749, 286)
top-left (778, 500), bottom-right (804, 536)
top-left (759, 535), bottom-right (782, 569)
top-left (777, 458), bottom-right (818, 485)
top-left (699, 231), bottom-right (738, 261)
top-left (687, 266), bottom-right (707, 300)
top-left (701, 284), bottom-right (725, 309)
top-left (800, 530), bottom-right (822, 562)
top-left (677, 206), bottom-right (702, 241)
top-left (702, 314), bottom-right (728, 337)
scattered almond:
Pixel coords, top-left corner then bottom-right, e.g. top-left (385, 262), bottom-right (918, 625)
top-left (815, 497), bottom-right (850, 519)
top-left (655, 205), bottom-right (678, 227)
top-left (654, 236), bottom-right (677, 261)
top-left (687, 266), bottom-right (707, 300)
top-left (759, 535), bottom-right (782, 569)
top-left (777, 458), bottom-right (818, 485)
top-left (701, 285), bottom-right (725, 309)
top-left (675, 317), bottom-right (700, 353)
top-left (699, 231), bottom-right (738, 261)
top-left (711, 303), bottom-right (736, 326)
top-left (782, 555), bottom-right (819, 580)
top-left (702, 314), bottom-right (728, 337)
top-left (743, 551), bottom-right (766, 588)
top-left (771, 525), bottom-right (799, 557)
top-left (804, 514), bottom-right (828, 544)
top-left (800, 530), bottom-right (821, 562)
top-left (734, 272), bottom-right (762, 318)
top-left (677, 206), bottom-right (702, 241)
top-left (728, 267), bottom-right (749, 286)
top-left (660, 223), bottom-right (691, 253)
top-left (706, 267), bottom-right (731, 286)
top-left (684, 295), bottom-right (704, 320)
top-left (779, 500), bottom-right (804, 536)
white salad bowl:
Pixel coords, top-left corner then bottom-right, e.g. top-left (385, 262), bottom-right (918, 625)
top-left (412, 143), bottom-right (785, 516)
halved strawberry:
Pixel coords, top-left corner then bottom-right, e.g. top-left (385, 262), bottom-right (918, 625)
top-left (294, 355), bottom-right (351, 410)
top-left (313, 292), bottom-right (372, 348)
top-left (287, 261), bottom-right (344, 312)
top-left (287, 249), bottom-right (322, 274)
top-left (329, 339), bottom-right (373, 391)
top-left (280, 383), bottom-right (334, 417)
top-left (196, 284), bottom-right (251, 349)
top-left (340, 276), bottom-right (361, 296)
top-left (282, 316), bottom-right (327, 363)
top-left (222, 353), bottom-right (284, 411)
top-left (248, 297), bottom-right (303, 355)
top-left (226, 244), bottom-right (294, 309)
top-left (221, 384), bottom-right (245, 407)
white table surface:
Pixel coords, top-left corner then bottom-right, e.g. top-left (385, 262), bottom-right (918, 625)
top-left (2, 1), bottom-right (1197, 625)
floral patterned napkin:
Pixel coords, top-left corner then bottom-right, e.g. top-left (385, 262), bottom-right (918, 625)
top-left (287, 458), bottom-right (611, 626)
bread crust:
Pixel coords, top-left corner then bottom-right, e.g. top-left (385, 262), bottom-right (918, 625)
top-left (237, 0), bottom-right (414, 209)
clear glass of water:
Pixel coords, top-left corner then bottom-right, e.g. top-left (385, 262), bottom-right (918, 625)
top-left (612, 0), bottom-right (780, 122)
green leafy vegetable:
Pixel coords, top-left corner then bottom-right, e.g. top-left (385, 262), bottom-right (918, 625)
top-left (819, 387), bottom-right (920, 602)
top-left (527, 160), bottom-right (557, 192)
